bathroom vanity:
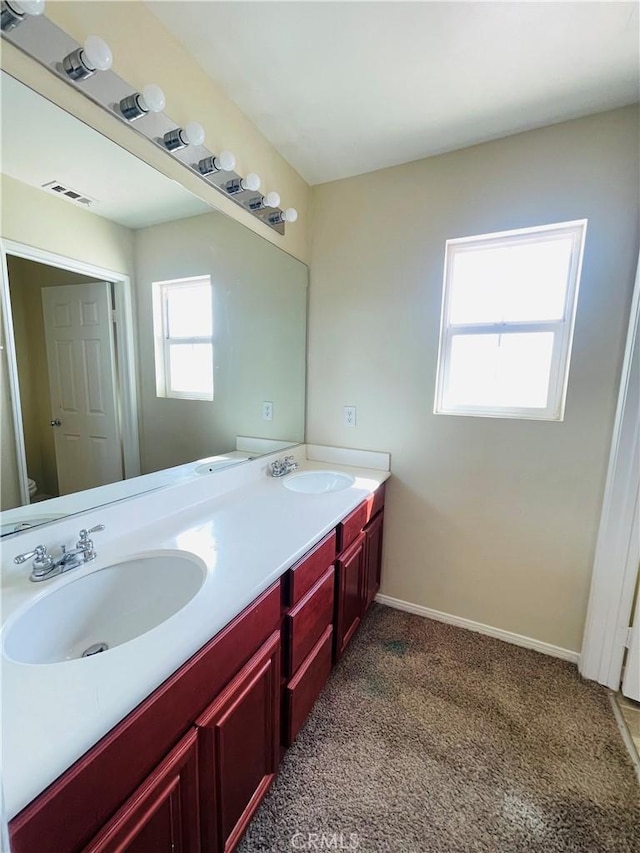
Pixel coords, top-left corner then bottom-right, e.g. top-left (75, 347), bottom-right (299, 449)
top-left (2, 449), bottom-right (388, 853)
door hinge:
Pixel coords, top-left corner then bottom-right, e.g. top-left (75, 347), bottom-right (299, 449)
top-left (625, 627), bottom-right (633, 649)
top-left (111, 308), bottom-right (118, 324)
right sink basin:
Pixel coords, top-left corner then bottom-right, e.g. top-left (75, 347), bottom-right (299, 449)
top-left (282, 470), bottom-right (355, 494)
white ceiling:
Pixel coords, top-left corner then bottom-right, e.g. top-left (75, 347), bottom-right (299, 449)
top-left (148, 1), bottom-right (640, 185)
top-left (1, 73), bottom-right (210, 229)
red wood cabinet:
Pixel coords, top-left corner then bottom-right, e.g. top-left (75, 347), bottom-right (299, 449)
top-left (9, 486), bottom-right (386, 853)
top-left (334, 531), bottom-right (367, 661)
top-left (83, 730), bottom-right (200, 853)
top-left (334, 484), bottom-right (386, 661)
top-left (363, 509), bottom-right (384, 613)
top-left (196, 631), bottom-right (280, 853)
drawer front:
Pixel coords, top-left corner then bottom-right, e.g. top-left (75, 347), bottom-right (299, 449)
top-left (285, 566), bottom-right (335, 677)
top-left (337, 501), bottom-right (368, 553)
top-left (287, 530), bottom-right (336, 606)
top-left (284, 626), bottom-right (333, 746)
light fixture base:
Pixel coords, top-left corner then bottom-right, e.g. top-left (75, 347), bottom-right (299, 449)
top-left (119, 93), bottom-right (147, 121)
top-left (163, 128), bottom-right (187, 151)
top-left (62, 47), bottom-right (95, 81)
top-left (1, 1), bottom-right (24, 32)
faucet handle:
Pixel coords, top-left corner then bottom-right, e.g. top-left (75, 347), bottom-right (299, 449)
top-left (14, 545), bottom-right (54, 570)
top-left (76, 524), bottom-right (105, 562)
top-left (78, 524), bottom-right (105, 542)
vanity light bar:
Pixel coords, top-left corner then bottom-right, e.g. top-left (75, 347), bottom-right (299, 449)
top-left (1, 12), bottom-right (297, 234)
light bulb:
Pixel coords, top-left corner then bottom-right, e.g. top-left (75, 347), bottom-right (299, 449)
top-left (140, 84), bottom-right (165, 113)
top-left (263, 191), bottom-right (280, 208)
top-left (82, 36), bottom-right (112, 72)
top-left (215, 150), bottom-right (236, 172)
top-left (240, 173), bottom-right (261, 192)
top-left (13, 0), bottom-right (44, 14)
top-left (283, 208), bottom-right (298, 223)
top-left (184, 121), bottom-right (205, 146)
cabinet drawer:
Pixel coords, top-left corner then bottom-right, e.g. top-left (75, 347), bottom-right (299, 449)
top-left (287, 530), bottom-right (336, 606)
top-left (337, 484), bottom-right (386, 554)
top-left (284, 566), bottom-right (334, 677)
top-left (284, 626), bottom-right (333, 747)
top-left (368, 482), bottom-right (386, 520)
top-left (337, 501), bottom-right (368, 553)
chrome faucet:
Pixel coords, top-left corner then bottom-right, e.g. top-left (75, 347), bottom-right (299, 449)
top-left (269, 455), bottom-right (299, 478)
top-left (14, 524), bottom-right (105, 582)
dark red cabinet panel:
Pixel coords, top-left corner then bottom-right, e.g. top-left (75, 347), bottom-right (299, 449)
top-left (196, 631), bottom-right (281, 853)
top-left (83, 729), bottom-right (200, 853)
top-left (334, 531), bottom-right (366, 661)
top-left (364, 510), bottom-right (384, 613)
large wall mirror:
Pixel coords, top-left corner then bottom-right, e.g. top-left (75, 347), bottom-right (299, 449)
top-left (0, 72), bottom-right (307, 537)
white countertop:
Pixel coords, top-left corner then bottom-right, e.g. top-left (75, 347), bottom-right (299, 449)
top-left (1, 448), bottom-right (389, 819)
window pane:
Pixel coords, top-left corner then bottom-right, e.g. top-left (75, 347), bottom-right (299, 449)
top-left (165, 282), bottom-right (212, 338)
top-left (449, 238), bottom-right (573, 324)
top-left (168, 343), bottom-right (213, 397)
top-left (444, 332), bottom-right (554, 409)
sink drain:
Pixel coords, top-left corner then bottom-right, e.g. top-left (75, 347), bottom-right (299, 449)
top-left (82, 642), bottom-right (109, 657)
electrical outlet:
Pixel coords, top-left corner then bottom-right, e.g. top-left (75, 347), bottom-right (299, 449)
top-left (344, 405), bottom-right (356, 427)
top-left (262, 401), bottom-right (273, 421)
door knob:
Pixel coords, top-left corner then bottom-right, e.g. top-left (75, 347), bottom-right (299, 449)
top-left (50, 419), bottom-right (61, 427)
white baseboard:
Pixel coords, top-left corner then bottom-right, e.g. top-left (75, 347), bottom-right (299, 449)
top-left (375, 593), bottom-right (580, 664)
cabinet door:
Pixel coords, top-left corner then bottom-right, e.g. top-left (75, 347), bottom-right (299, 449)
top-left (196, 630), bottom-right (280, 853)
top-left (364, 510), bottom-right (384, 613)
top-left (83, 729), bottom-right (199, 853)
top-left (334, 531), bottom-right (366, 661)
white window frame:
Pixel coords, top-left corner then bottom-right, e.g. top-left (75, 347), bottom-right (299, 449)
top-left (434, 220), bottom-right (587, 421)
top-left (152, 275), bottom-right (214, 401)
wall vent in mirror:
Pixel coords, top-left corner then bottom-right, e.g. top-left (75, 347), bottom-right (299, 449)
top-left (1, 10), bottom-right (297, 234)
top-left (41, 180), bottom-right (96, 208)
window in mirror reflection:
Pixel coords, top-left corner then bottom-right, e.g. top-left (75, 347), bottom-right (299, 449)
top-left (153, 276), bottom-right (214, 401)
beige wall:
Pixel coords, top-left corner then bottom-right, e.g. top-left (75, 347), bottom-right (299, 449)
top-left (1, 174), bottom-right (134, 275)
top-left (308, 106), bottom-right (640, 653)
top-left (2, 1), bottom-right (311, 264)
top-left (135, 211), bottom-right (307, 473)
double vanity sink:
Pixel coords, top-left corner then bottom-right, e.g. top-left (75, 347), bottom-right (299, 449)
top-left (3, 470), bottom-right (355, 667)
top-left (1, 453), bottom-right (388, 840)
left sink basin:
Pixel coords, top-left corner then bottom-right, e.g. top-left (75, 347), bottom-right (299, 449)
top-left (3, 552), bottom-right (206, 665)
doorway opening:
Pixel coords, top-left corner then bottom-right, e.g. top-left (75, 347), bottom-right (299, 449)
top-left (0, 240), bottom-right (140, 510)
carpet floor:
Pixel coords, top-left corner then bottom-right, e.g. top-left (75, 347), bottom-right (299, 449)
top-left (239, 604), bottom-right (640, 853)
